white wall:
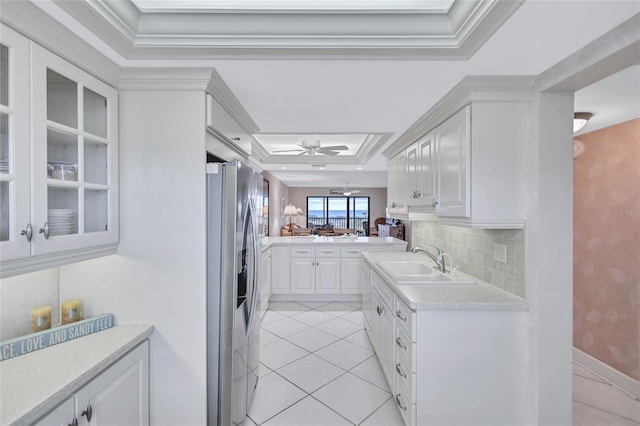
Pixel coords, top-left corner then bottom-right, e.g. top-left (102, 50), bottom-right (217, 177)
top-left (59, 90), bottom-right (208, 425)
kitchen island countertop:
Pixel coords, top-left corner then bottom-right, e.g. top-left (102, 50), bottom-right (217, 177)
top-left (263, 236), bottom-right (407, 246)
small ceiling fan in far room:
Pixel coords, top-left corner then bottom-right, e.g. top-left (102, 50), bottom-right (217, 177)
top-left (330, 183), bottom-right (362, 196)
top-left (272, 139), bottom-right (348, 156)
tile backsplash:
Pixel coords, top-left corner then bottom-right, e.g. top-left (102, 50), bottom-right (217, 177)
top-left (412, 222), bottom-right (525, 297)
top-left (0, 268), bottom-right (60, 340)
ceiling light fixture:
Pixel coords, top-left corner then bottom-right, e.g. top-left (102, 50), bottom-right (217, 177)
top-left (573, 112), bottom-right (593, 133)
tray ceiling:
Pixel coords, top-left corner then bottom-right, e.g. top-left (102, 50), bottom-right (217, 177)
top-left (52, 0), bottom-right (523, 59)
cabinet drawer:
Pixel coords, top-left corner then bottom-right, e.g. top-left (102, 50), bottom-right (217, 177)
top-left (316, 247), bottom-right (340, 257)
top-left (373, 273), bottom-right (394, 308)
top-left (394, 297), bottom-right (416, 342)
top-left (341, 246), bottom-right (365, 257)
top-left (393, 378), bottom-right (416, 426)
top-left (393, 349), bottom-right (416, 404)
top-left (291, 246), bottom-right (315, 257)
top-left (394, 322), bottom-right (416, 373)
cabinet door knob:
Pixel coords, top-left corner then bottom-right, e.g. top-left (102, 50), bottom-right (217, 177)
top-left (82, 404), bottom-right (92, 421)
top-left (67, 417), bottom-right (78, 426)
top-left (395, 336), bottom-right (407, 350)
top-left (39, 223), bottom-right (49, 239)
top-left (395, 310), bottom-right (407, 322)
top-left (432, 198), bottom-right (438, 208)
top-left (20, 223), bottom-right (33, 241)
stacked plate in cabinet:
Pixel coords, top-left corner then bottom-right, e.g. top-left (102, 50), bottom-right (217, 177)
top-left (47, 209), bottom-right (76, 236)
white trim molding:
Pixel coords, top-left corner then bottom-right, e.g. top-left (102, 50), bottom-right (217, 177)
top-left (383, 75), bottom-right (536, 158)
top-left (573, 347), bottom-right (640, 400)
top-left (50, 0), bottom-right (524, 60)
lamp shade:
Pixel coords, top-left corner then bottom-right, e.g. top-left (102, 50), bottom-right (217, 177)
top-left (573, 112), bottom-right (593, 133)
top-left (283, 204), bottom-right (297, 216)
top-left (296, 207), bottom-right (304, 215)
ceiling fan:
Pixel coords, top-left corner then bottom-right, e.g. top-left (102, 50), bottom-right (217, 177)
top-left (273, 139), bottom-right (348, 156)
top-left (330, 183), bottom-right (362, 196)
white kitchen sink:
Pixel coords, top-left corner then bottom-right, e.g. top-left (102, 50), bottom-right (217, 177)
top-left (379, 261), bottom-right (476, 285)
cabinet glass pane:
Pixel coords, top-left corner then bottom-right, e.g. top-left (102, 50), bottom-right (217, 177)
top-left (0, 181), bottom-right (8, 241)
top-left (0, 113), bottom-right (8, 174)
top-left (85, 189), bottom-right (108, 233)
top-left (0, 44), bottom-right (8, 107)
top-left (84, 87), bottom-right (107, 138)
top-left (47, 129), bottom-right (78, 181)
top-left (84, 138), bottom-right (107, 185)
top-left (47, 69), bottom-right (77, 129)
top-left (47, 187), bottom-right (78, 236)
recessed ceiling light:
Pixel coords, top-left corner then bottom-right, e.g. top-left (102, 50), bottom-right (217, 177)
top-left (356, 167), bottom-right (363, 170)
top-left (280, 166), bottom-right (287, 170)
top-left (319, 167), bottom-right (326, 170)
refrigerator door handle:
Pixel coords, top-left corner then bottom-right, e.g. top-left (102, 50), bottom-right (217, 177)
top-left (247, 198), bottom-right (260, 331)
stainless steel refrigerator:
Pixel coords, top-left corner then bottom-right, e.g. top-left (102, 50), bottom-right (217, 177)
top-left (206, 160), bottom-right (262, 426)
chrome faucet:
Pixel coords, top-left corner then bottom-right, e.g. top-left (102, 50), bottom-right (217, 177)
top-left (410, 245), bottom-right (446, 272)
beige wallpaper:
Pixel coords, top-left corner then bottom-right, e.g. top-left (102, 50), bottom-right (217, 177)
top-left (573, 117), bottom-right (640, 380)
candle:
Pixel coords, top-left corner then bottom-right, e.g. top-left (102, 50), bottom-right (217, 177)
top-left (30, 306), bottom-right (52, 332)
top-left (61, 299), bottom-right (82, 325)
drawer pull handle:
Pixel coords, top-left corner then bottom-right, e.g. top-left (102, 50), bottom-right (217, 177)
top-left (395, 363), bottom-right (407, 378)
top-left (395, 336), bottom-right (407, 350)
top-left (395, 394), bottom-right (408, 411)
top-left (395, 310), bottom-right (407, 322)
top-left (321, 250), bottom-right (332, 253)
top-left (347, 250), bottom-right (358, 253)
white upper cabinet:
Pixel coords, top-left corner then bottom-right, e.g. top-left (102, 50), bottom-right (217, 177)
top-left (0, 25), bottom-right (31, 262)
top-left (405, 130), bottom-right (436, 209)
top-left (434, 107), bottom-right (469, 218)
top-left (384, 76), bottom-right (533, 229)
top-left (0, 26), bottom-right (119, 277)
top-left (386, 151), bottom-right (406, 214)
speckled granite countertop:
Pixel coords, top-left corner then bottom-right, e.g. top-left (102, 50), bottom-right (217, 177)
top-left (362, 252), bottom-right (527, 310)
top-left (0, 325), bottom-right (154, 425)
top-left (263, 236), bottom-right (407, 246)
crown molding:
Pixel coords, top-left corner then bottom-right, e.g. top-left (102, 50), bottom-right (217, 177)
top-left (48, 0), bottom-right (523, 60)
top-left (384, 75), bottom-right (536, 158)
top-left (0, 1), bottom-right (121, 87)
top-left (118, 67), bottom-right (214, 90)
top-left (207, 69), bottom-right (260, 135)
top-left (355, 133), bottom-right (393, 163)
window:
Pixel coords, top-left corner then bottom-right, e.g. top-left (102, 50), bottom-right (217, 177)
top-left (307, 196), bottom-right (370, 231)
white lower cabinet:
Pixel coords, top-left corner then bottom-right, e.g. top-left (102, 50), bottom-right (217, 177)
top-left (272, 243), bottom-right (406, 296)
top-left (364, 265), bottom-right (528, 426)
top-left (270, 246), bottom-right (291, 294)
top-left (259, 248), bottom-right (272, 319)
top-left (35, 341), bottom-right (149, 426)
top-left (34, 397), bottom-right (75, 426)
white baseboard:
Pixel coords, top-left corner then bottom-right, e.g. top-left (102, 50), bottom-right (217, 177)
top-left (573, 347), bottom-right (639, 400)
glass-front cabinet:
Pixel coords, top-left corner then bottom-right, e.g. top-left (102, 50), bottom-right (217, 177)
top-left (0, 24), bottom-right (119, 277)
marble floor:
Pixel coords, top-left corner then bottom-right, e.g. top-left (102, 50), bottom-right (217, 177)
top-left (247, 300), bottom-right (640, 426)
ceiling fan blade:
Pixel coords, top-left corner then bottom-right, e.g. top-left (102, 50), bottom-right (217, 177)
top-left (297, 151), bottom-right (309, 156)
top-left (318, 150), bottom-right (340, 156)
top-left (320, 145), bottom-right (348, 151)
top-left (273, 148), bottom-right (305, 153)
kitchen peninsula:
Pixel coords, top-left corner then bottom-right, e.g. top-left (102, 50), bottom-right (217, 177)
top-left (260, 236), bottom-right (406, 305)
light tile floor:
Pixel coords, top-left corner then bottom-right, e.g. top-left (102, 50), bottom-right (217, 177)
top-left (248, 301), bottom-right (640, 426)
top-left (247, 301), bottom-right (404, 426)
